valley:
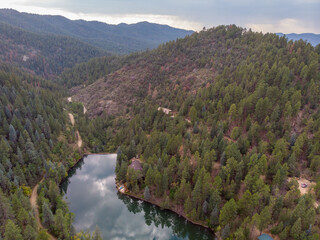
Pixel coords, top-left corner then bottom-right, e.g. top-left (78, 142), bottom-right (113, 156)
top-left (0, 5), bottom-right (319, 240)
top-left (70, 26), bottom-right (320, 240)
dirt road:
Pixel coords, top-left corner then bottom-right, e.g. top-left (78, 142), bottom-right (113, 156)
top-left (68, 112), bottom-right (82, 148)
top-left (29, 110), bottom-right (82, 239)
top-left (76, 131), bottom-right (83, 148)
top-left (68, 113), bottom-right (75, 126)
top-left (30, 180), bottom-right (57, 240)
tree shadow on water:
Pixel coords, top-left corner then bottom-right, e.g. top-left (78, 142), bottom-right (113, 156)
top-left (117, 193), bottom-right (214, 240)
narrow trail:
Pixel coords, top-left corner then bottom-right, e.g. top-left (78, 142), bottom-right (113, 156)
top-left (67, 97), bottom-right (84, 148)
top-left (68, 112), bottom-right (83, 148)
top-left (68, 113), bottom-right (75, 126)
top-left (68, 96), bottom-right (87, 115)
top-left (30, 179), bottom-right (57, 240)
top-left (76, 131), bottom-right (83, 148)
top-left (223, 135), bottom-right (236, 143)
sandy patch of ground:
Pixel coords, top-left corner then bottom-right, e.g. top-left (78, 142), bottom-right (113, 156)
top-left (288, 177), bottom-right (319, 208)
top-left (288, 177), bottom-right (314, 195)
top-left (68, 112), bottom-right (82, 148)
top-left (158, 107), bottom-right (172, 115)
top-left (68, 113), bottom-right (75, 126)
top-left (211, 162), bottom-right (221, 179)
top-left (76, 131), bottom-right (83, 148)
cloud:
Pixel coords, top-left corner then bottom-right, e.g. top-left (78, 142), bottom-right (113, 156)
top-left (0, 3), bottom-right (201, 30)
top-left (77, 13), bottom-right (202, 31)
top-left (247, 18), bottom-right (318, 34)
top-left (0, 0), bottom-right (319, 32)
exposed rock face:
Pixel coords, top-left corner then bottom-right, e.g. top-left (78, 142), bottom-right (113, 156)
top-left (70, 64), bottom-right (149, 117)
top-left (70, 63), bottom-right (215, 117)
top-left (129, 158), bottom-right (143, 171)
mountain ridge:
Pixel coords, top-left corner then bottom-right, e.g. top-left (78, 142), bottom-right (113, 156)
top-left (276, 32), bottom-right (320, 46)
top-left (0, 8), bottom-right (194, 54)
top-left (0, 21), bottom-right (107, 77)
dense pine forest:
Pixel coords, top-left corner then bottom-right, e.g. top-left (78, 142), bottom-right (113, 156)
top-left (71, 26), bottom-right (320, 239)
top-left (0, 63), bottom-right (104, 239)
top-left (0, 22), bottom-right (320, 240)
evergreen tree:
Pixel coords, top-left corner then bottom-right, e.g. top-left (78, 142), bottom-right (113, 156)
top-left (221, 224), bottom-right (231, 240)
top-left (36, 229), bottom-right (50, 240)
top-left (219, 198), bottom-right (237, 226)
top-left (9, 124), bottom-right (17, 143)
top-left (210, 205), bottom-right (219, 226)
top-left (290, 218), bottom-right (302, 240)
top-left (144, 186), bottom-right (151, 200)
top-left (42, 202), bottom-right (54, 230)
top-left (4, 219), bottom-right (23, 240)
top-left (24, 225), bottom-right (37, 240)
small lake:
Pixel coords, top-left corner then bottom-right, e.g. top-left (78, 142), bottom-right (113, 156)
top-left (61, 154), bottom-right (214, 240)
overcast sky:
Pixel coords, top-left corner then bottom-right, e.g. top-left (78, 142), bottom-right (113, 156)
top-left (0, 0), bottom-right (319, 33)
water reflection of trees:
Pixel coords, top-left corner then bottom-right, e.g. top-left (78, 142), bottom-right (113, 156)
top-left (60, 158), bottom-right (85, 194)
top-left (117, 193), bottom-right (214, 240)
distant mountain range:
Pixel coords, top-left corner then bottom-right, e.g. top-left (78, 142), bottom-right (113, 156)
top-left (0, 21), bottom-right (107, 77)
top-left (0, 9), bottom-right (194, 54)
top-left (0, 8), bottom-right (193, 77)
top-left (277, 33), bottom-right (320, 46)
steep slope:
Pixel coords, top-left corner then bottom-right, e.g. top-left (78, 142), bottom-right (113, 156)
top-left (58, 54), bottom-right (140, 88)
top-left (69, 26), bottom-right (270, 116)
top-left (0, 64), bottom-right (83, 239)
top-left (277, 33), bottom-right (320, 46)
top-left (0, 9), bottom-right (193, 54)
top-left (72, 25), bottom-right (320, 239)
top-left (0, 22), bottom-right (107, 77)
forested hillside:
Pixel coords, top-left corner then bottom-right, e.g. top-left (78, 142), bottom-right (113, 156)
top-left (72, 25), bottom-right (320, 239)
top-left (0, 9), bottom-right (193, 54)
top-left (58, 54), bottom-right (140, 88)
top-left (0, 22), bottom-right (107, 78)
top-left (1, 20), bottom-right (319, 240)
top-left (0, 63), bottom-right (99, 239)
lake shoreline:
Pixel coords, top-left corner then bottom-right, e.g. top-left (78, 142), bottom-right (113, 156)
top-left (118, 187), bottom-right (218, 239)
top-left (63, 153), bottom-right (218, 239)
top-left (60, 153), bottom-right (117, 185)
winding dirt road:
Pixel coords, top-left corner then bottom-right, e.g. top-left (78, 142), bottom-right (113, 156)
top-left (30, 110), bottom-right (82, 239)
top-left (68, 112), bottom-right (82, 148)
top-left (30, 180), bottom-right (56, 240)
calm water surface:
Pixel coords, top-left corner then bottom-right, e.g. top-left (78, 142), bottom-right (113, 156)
top-left (61, 154), bottom-right (214, 240)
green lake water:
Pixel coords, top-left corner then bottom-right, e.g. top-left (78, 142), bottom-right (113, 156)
top-left (61, 154), bottom-right (215, 240)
